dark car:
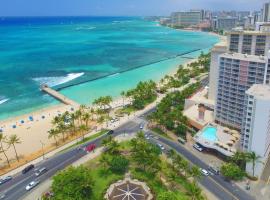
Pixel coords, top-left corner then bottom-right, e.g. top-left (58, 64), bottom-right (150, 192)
top-left (0, 176), bottom-right (12, 185)
top-left (107, 130), bottom-right (114, 135)
top-left (22, 164), bottom-right (35, 174)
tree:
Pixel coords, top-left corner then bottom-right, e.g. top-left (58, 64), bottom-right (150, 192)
top-left (186, 181), bottom-right (203, 200)
top-left (121, 91), bottom-right (126, 106)
top-left (82, 113), bottom-right (91, 128)
top-left (220, 163), bottom-right (245, 181)
top-left (130, 131), bottom-right (161, 173)
top-left (247, 151), bottom-right (262, 177)
top-left (52, 166), bottom-right (94, 200)
top-left (0, 134), bottom-right (10, 166)
top-left (78, 124), bottom-right (88, 140)
top-left (102, 136), bottom-right (120, 155)
top-left (230, 151), bottom-right (248, 170)
top-left (187, 166), bottom-right (202, 180)
top-left (48, 129), bottom-right (59, 146)
top-left (109, 155), bottom-right (129, 174)
top-left (157, 191), bottom-right (178, 200)
top-left (7, 134), bottom-right (21, 161)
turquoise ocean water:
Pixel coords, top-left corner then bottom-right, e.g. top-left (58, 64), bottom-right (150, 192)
top-left (0, 17), bottom-right (219, 120)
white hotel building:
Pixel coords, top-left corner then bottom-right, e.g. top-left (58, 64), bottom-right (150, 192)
top-left (243, 84), bottom-right (270, 177)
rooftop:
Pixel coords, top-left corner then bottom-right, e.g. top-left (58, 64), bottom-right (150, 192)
top-left (228, 30), bottom-right (270, 35)
top-left (221, 52), bottom-right (266, 63)
top-left (246, 84), bottom-right (270, 100)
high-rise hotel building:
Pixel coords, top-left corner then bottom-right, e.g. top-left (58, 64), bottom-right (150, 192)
top-left (242, 84), bottom-right (270, 177)
top-left (214, 31), bottom-right (270, 129)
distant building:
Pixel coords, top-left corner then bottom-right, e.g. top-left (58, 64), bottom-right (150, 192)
top-left (214, 53), bottom-right (270, 129)
top-left (171, 11), bottom-right (203, 27)
top-left (213, 17), bottom-right (237, 31)
top-left (242, 84), bottom-right (270, 177)
top-left (255, 22), bottom-right (270, 32)
top-left (262, 2), bottom-right (270, 22)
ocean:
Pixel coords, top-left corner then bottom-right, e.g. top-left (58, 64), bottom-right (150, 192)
top-left (0, 17), bottom-right (219, 120)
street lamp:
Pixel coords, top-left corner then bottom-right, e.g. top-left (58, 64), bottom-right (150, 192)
top-left (40, 140), bottom-right (45, 160)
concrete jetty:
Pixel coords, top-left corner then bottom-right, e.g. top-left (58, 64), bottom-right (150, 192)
top-left (41, 85), bottom-right (80, 107)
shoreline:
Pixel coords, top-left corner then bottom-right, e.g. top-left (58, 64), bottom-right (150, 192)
top-left (0, 56), bottom-right (199, 161)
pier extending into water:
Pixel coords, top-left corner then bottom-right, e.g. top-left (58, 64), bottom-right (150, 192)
top-left (41, 85), bottom-right (80, 107)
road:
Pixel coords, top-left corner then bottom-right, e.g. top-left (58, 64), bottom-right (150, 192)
top-left (0, 78), bottom-right (254, 200)
top-left (145, 128), bottom-right (255, 200)
top-left (0, 120), bottom-right (140, 200)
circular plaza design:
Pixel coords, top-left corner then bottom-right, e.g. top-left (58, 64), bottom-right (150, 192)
top-left (105, 173), bottom-right (153, 200)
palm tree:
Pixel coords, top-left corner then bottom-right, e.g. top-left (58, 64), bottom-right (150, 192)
top-left (7, 134), bottom-right (21, 161)
top-left (82, 113), bottom-right (91, 128)
top-left (79, 124), bottom-right (88, 140)
top-left (188, 165), bottom-right (202, 180)
top-left (186, 181), bottom-right (202, 200)
top-left (247, 151), bottom-right (262, 177)
top-left (0, 134), bottom-right (10, 166)
top-left (70, 113), bottom-right (77, 135)
top-left (121, 91), bottom-right (126, 106)
top-left (48, 129), bottom-right (59, 146)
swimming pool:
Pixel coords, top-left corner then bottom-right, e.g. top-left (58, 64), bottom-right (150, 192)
top-left (201, 126), bottom-right (218, 142)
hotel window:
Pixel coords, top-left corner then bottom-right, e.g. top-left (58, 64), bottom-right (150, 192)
top-left (255, 35), bottom-right (266, 56)
top-left (229, 34), bottom-right (239, 52)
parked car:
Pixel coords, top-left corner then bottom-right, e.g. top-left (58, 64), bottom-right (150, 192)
top-left (154, 136), bottom-right (159, 140)
top-left (35, 167), bottom-right (47, 177)
top-left (208, 166), bottom-right (220, 175)
top-left (139, 124), bottom-right (144, 129)
top-left (22, 164), bottom-right (35, 174)
top-left (0, 176), bottom-right (12, 185)
top-left (25, 180), bottom-right (40, 191)
top-left (178, 137), bottom-right (186, 145)
top-left (200, 168), bottom-right (209, 176)
top-left (193, 143), bottom-right (204, 152)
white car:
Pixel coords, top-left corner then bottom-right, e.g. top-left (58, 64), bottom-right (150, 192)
top-left (200, 168), bottom-right (209, 176)
top-left (157, 143), bottom-right (165, 150)
top-left (26, 180), bottom-right (40, 191)
top-left (193, 143), bottom-right (204, 152)
top-left (140, 124), bottom-right (144, 129)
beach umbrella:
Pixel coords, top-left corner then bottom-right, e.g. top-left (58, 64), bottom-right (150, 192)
top-left (70, 107), bottom-right (74, 111)
top-left (12, 125), bottom-right (16, 129)
top-left (0, 129), bottom-right (3, 133)
top-left (42, 116), bottom-right (45, 119)
top-left (29, 116), bottom-right (34, 121)
top-left (20, 120), bottom-right (25, 124)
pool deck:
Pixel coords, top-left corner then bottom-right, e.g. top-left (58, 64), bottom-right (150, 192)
top-left (194, 124), bottom-right (238, 157)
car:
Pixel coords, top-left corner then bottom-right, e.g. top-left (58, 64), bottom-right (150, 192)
top-left (178, 137), bottom-right (186, 144)
top-left (200, 168), bottom-right (209, 176)
top-left (139, 124), bottom-right (144, 129)
top-left (25, 180), bottom-right (40, 191)
top-left (154, 136), bottom-right (159, 140)
top-left (146, 137), bottom-right (150, 140)
top-left (157, 143), bottom-right (165, 150)
top-left (208, 166), bottom-right (220, 175)
top-left (35, 167), bottom-right (47, 177)
top-left (193, 143), bottom-right (204, 152)
top-left (0, 176), bottom-right (12, 185)
top-left (0, 193), bottom-right (5, 199)
top-left (22, 164), bottom-right (35, 174)
top-left (107, 130), bottom-right (114, 135)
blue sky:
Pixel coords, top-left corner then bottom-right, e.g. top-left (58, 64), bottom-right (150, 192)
top-left (0, 0), bottom-right (265, 16)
